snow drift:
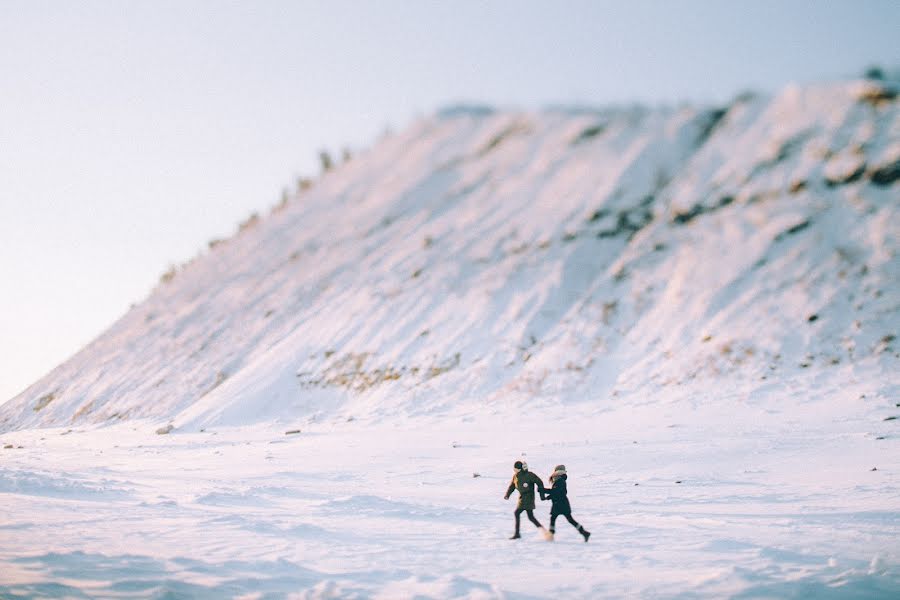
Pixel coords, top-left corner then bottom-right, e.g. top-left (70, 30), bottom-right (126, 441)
top-left (2, 79), bottom-right (897, 432)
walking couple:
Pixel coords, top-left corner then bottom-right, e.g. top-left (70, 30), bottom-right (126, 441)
top-left (504, 460), bottom-right (590, 542)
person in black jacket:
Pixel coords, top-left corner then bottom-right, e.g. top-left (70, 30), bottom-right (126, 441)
top-left (544, 464), bottom-right (590, 542)
top-left (504, 460), bottom-right (551, 540)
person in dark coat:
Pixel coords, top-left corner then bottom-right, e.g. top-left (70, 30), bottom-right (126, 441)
top-left (545, 464), bottom-right (590, 542)
top-left (504, 460), bottom-right (550, 540)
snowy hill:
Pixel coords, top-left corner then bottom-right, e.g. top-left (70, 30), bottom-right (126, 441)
top-left (1, 79), bottom-right (899, 598)
top-left (2, 79), bottom-right (897, 432)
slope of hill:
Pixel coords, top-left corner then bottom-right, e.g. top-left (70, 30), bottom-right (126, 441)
top-left (2, 80), bottom-right (897, 432)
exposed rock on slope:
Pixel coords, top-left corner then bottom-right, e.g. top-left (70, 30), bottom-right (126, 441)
top-left (2, 80), bottom-right (897, 432)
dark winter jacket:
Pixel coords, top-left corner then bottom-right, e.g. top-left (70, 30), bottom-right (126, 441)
top-left (505, 469), bottom-right (546, 511)
top-left (546, 473), bottom-right (572, 515)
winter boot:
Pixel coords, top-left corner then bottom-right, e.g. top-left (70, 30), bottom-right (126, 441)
top-left (579, 526), bottom-right (591, 542)
top-left (509, 532), bottom-right (521, 540)
top-left (540, 527), bottom-right (554, 541)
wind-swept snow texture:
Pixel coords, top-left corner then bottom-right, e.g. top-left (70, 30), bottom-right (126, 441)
top-left (1, 80), bottom-right (898, 598)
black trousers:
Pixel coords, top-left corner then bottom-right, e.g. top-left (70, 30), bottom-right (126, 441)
top-left (550, 512), bottom-right (581, 532)
top-left (514, 507), bottom-right (543, 533)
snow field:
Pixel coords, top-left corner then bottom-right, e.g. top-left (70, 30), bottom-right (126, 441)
top-left (0, 77), bottom-right (897, 598)
top-left (2, 388), bottom-right (898, 598)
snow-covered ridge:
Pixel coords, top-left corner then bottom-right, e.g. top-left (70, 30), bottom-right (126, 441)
top-left (2, 79), bottom-right (897, 432)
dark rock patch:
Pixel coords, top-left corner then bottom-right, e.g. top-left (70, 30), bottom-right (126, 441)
top-left (33, 391), bottom-right (57, 412)
top-left (774, 220), bottom-right (811, 242)
top-left (749, 131), bottom-right (811, 179)
top-left (857, 84), bottom-right (897, 107)
top-left (672, 196), bottom-right (734, 225)
top-left (789, 180), bottom-right (807, 193)
top-left (597, 208), bottom-right (653, 239)
top-left (868, 159), bottom-right (900, 186)
top-left (587, 208), bottom-right (611, 223)
top-left (825, 163), bottom-right (866, 187)
top-left (478, 122), bottom-right (530, 157)
top-left (571, 124), bottom-right (606, 146)
top-left (694, 108), bottom-right (728, 148)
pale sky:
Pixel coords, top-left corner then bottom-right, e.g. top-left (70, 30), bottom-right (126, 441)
top-left (1, 0), bottom-right (898, 403)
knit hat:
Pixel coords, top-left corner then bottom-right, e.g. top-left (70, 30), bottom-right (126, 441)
top-left (514, 460), bottom-right (528, 471)
top-left (551, 464), bottom-right (566, 478)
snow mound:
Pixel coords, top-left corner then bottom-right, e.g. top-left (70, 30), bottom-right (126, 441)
top-left (1, 79), bottom-right (897, 432)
